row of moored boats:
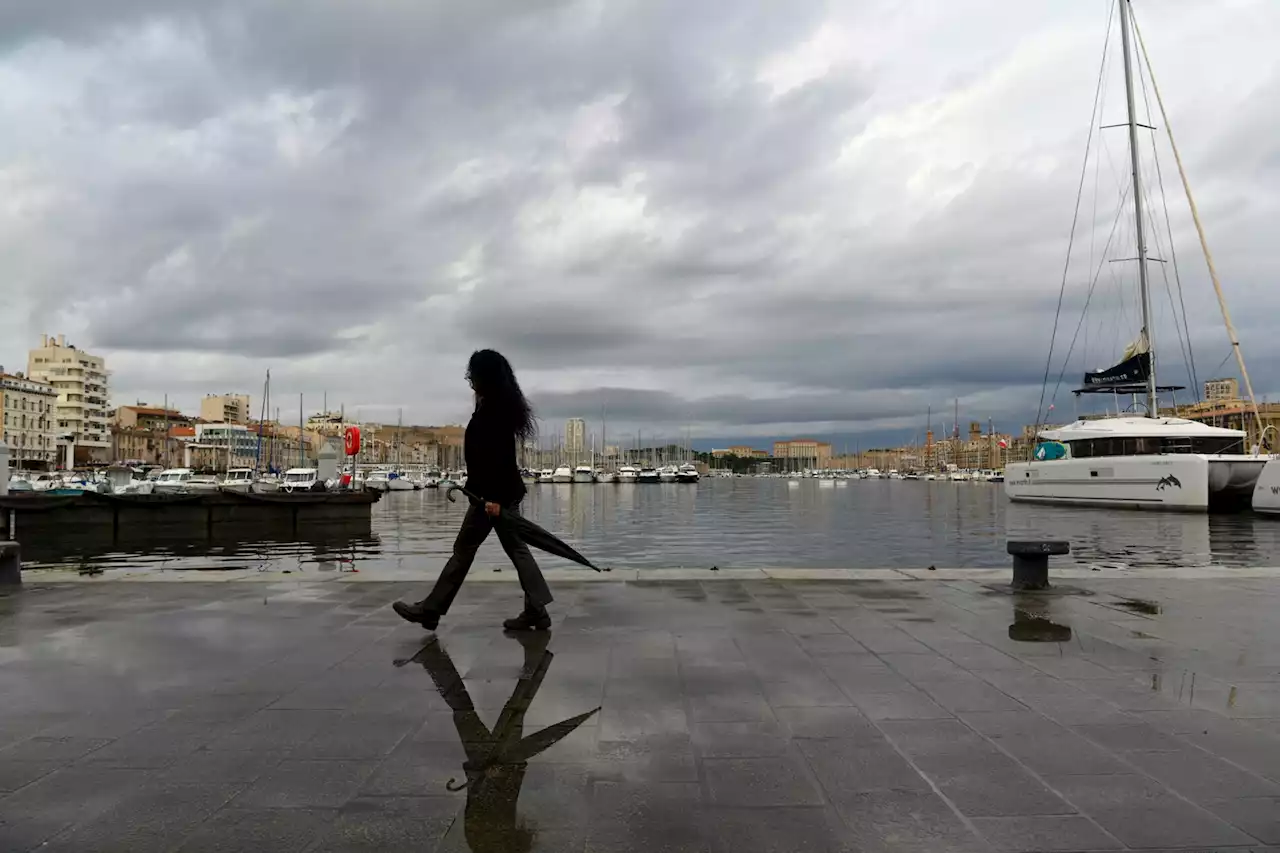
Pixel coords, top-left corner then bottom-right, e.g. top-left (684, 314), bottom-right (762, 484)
top-left (525, 464), bottom-right (701, 483)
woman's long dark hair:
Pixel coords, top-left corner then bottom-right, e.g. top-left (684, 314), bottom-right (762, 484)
top-left (467, 349), bottom-right (537, 441)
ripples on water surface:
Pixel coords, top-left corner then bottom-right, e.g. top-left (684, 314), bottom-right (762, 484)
top-left (22, 478), bottom-right (1280, 575)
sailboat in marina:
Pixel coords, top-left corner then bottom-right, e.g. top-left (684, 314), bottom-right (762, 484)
top-left (1006, 0), bottom-right (1265, 512)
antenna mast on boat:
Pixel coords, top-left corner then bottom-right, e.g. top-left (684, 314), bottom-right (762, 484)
top-left (1118, 0), bottom-right (1158, 418)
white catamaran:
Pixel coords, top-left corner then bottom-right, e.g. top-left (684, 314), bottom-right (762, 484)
top-left (1006, 0), bottom-right (1266, 512)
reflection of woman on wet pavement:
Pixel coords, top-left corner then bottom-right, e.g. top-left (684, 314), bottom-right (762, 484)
top-left (393, 350), bottom-right (553, 632)
top-left (399, 635), bottom-right (598, 853)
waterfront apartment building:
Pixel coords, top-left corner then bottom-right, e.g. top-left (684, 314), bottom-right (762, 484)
top-left (565, 418), bottom-right (586, 455)
top-left (711, 445), bottom-right (768, 458)
top-left (773, 439), bottom-right (833, 468)
top-left (201, 393), bottom-right (251, 424)
top-left (110, 406), bottom-right (195, 466)
top-left (1204, 377), bottom-right (1240, 402)
top-left (113, 405), bottom-right (191, 431)
top-left (196, 423), bottom-right (261, 467)
top-left (0, 369), bottom-right (58, 470)
top-left (27, 334), bottom-right (111, 464)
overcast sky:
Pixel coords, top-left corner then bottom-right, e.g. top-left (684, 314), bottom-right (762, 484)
top-left (2, 0), bottom-right (1278, 447)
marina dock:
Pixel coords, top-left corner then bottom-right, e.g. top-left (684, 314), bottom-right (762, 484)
top-left (0, 490), bottom-right (380, 540)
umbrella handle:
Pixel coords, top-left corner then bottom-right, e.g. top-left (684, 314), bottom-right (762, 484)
top-left (446, 485), bottom-right (484, 505)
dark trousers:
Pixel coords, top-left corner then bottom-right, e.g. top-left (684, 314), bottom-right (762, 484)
top-left (422, 502), bottom-right (553, 614)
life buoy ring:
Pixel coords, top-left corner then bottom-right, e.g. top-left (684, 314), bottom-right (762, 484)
top-left (344, 426), bottom-right (361, 456)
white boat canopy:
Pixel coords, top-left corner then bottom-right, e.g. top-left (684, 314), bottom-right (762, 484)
top-left (1039, 417), bottom-right (1244, 443)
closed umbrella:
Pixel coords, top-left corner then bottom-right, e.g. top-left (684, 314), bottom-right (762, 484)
top-left (447, 485), bottom-right (603, 572)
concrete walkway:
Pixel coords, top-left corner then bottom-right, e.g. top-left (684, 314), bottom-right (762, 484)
top-left (1, 574), bottom-right (1278, 852)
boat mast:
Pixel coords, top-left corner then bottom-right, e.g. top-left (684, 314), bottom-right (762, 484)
top-left (255, 370), bottom-right (268, 476)
top-left (1118, 0), bottom-right (1158, 417)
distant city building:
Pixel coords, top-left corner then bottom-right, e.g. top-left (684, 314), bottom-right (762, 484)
top-left (1204, 377), bottom-right (1239, 402)
top-left (27, 334), bottom-right (111, 464)
top-left (0, 369), bottom-right (58, 470)
top-left (772, 439), bottom-right (832, 466)
top-left (201, 394), bottom-right (251, 425)
top-left (712, 445), bottom-right (768, 459)
top-left (196, 423), bottom-right (260, 464)
top-left (565, 418), bottom-right (586, 454)
top-left (113, 405), bottom-right (191, 431)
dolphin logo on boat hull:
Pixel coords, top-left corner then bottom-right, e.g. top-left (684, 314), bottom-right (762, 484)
top-left (1156, 475), bottom-right (1182, 491)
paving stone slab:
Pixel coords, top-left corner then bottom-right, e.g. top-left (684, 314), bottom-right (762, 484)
top-left (4, 576), bottom-right (1280, 851)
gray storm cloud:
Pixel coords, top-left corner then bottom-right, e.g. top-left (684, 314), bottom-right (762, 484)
top-left (2, 0), bottom-right (1277, 443)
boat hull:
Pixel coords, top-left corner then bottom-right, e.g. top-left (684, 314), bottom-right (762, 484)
top-left (1006, 454), bottom-right (1264, 511)
top-left (572, 473), bottom-right (594, 483)
top-left (1251, 458), bottom-right (1280, 514)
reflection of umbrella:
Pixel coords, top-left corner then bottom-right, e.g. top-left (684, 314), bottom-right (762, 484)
top-left (447, 485), bottom-right (602, 572)
top-left (400, 635), bottom-right (601, 785)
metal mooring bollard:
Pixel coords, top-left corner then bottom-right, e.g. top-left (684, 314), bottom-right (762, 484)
top-left (1006, 540), bottom-right (1070, 591)
top-left (0, 541), bottom-right (20, 586)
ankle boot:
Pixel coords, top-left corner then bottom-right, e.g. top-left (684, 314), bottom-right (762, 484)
top-left (392, 600), bottom-right (440, 630)
top-left (503, 606), bottom-right (550, 632)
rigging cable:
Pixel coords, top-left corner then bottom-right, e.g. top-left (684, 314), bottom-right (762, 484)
top-left (1047, 185), bottom-right (1131, 409)
top-left (1135, 49), bottom-right (1198, 398)
top-left (1131, 5), bottom-right (1263, 442)
top-left (1035, 0), bottom-right (1116, 433)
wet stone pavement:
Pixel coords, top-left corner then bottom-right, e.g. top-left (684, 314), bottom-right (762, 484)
top-left (1, 576), bottom-right (1279, 852)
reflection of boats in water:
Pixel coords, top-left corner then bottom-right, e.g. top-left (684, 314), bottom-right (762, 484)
top-left (1004, 499), bottom-right (1221, 570)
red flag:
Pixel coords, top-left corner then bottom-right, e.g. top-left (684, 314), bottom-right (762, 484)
top-left (998, 439), bottom-right (1008, 449)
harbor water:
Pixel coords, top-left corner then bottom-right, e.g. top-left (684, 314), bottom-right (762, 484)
top-left (17, 478), bottom-right (1280, 575)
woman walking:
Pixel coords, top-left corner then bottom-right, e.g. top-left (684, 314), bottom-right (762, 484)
top-left (393, 350), bottom-right (553, 631)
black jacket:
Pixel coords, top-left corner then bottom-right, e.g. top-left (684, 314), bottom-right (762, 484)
top-left (464, 403), bottom-right (526, 506)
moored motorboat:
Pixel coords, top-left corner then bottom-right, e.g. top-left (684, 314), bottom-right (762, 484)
top-left (1007, 418), bottom-right (1263, 511)
top-left (280, 468), bottom-right (322, 492)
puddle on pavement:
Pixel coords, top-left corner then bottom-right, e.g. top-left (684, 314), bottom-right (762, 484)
top-left (849, 587), bottom-right (924, 601)
top-left (1008, 599), bottom-right (1072, 643)
top-left (1115, 597), bottom-right (1162, 615)
top-left (395, 634), bottom-right (600, 851)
